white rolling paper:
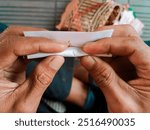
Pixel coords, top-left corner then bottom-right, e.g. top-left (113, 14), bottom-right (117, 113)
top-left (24, 30), bottom-right (113, 59)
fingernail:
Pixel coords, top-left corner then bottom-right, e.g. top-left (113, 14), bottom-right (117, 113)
top-left (83, 42), bottom-right (94, 53)
top-left (54, 40), bottom-right (70, 47)
top-left (59, 42), bottom-right (70, 48)
top-left (82, 56), bottom-right (96, 70)
top-left (49, 56), bottom-right (64, 70)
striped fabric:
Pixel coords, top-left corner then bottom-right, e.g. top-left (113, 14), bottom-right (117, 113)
top-left (0, 0), bottom-right (149, 40)
top-left (57, 0), bottom-right (122, 32)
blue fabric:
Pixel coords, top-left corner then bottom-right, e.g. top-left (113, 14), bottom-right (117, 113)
top-left (0, 22), bottom-right (75, 111)
top-left (145, 41), bottom-right (150, 47)
top-left (26, 58), bottom-right (75, 101)
top-left (1, 22), bottom-right (150, 113)
top-left (0, 23), bottom-right (8, 32)
top-left (83, 90), bottom-right (95, 110)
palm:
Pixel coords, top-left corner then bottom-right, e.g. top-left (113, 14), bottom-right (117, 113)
top-left (2, 58), bottom-right (26, 84)
top-left (0, 58), bottom-right (26, 104)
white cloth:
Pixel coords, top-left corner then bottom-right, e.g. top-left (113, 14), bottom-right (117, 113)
top-left (24, 30), bottom-right (113, 59)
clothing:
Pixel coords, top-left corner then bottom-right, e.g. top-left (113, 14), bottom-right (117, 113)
top-left (0, 23), bottom-right (8, 32)
top-left (145, 41), bottom-right (150, 47)
top-left (26, 58), bottom-right (74, 101)
top-left (0, 22), bottom-right (76, 112)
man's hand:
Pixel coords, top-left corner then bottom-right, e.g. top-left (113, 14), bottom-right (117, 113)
top-left (0, 26), bottom-right (68, 112)
top-left (81, 25), bottom-right (150, 112)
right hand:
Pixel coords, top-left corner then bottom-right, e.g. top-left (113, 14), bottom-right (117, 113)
top-left (81, 25), bottom-right (150, 112)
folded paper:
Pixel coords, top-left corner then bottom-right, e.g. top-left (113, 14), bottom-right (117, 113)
top-left (24, 30), bottom-right (113, 59)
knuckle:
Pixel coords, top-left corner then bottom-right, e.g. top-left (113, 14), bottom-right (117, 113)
top-left (123, 36), bottom-right (134, 45)
top-left (133, 36), bottom-right (143, 49)
top-left (122, 36), bottom-right (140, 49)
top-left (36, 73), bottom-right (53, 86)
top-left (123, 24), bottom-right (134, 32)
top-left (5, 35), bottom-right (18, 45)
top-left (130, 36), bottom-right (142, 48)
top-left (0, 35), bottom-right (15, 50)
top-left (33, 63), bottom-right (54, 86)
top-left (129, 36), bottom-right (139, 43)
top-left (8, 35), bottom-right (18, 44)
top-left (122, 24), bottom-right (138, 36)
top-left (92, 64), bottom-right (114, 87)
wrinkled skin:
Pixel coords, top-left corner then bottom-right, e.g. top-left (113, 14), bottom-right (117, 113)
top-left (81, 25), bottom-right (150, 112)
top-left (0, 26), bottom-right (68, 112)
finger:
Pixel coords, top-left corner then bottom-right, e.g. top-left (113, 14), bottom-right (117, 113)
top-left (3, 25), bottom-right (47, 36)
top-left (83, 36), bottom-right (150, 67)
top-left (13, 36), bottom-right (69, 55)
top-left (81, 56), bottom-right (118, 89)
top-left (16, 56), bottom-right (64, 112)
top-left (74, 64), bottom-right (89, 83)
top-left (80, 56), bottom-right (137, 112)
top-left (0, 36), bottom-right (68, 69)
top-left (96, 25), bottom-right (138, 37)
top-left (1, 36), bottom-right (68, 56)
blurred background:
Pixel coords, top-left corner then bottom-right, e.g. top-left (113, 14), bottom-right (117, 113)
top-left (117, 0), bottom-right (150, 41)
top-left (0, 0), bottom-right (149, 41)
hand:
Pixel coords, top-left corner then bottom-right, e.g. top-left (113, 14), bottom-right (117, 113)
top-left (0, 26), bottom-right (68, 112)
top-left (81, 25), bottom-right (150, 112)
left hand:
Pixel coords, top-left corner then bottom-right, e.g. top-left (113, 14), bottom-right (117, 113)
top-left (0, 26), bottom-right (67, 112)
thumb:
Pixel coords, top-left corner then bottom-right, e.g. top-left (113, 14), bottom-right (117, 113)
top-left (28, 56), bottom-right (64, 94)
top-left (80, 56), bottom-right (140, 112)
top-left (80, 56), bottom-right (127, 103)
top-left (80, 56), bottom-right (118, 90)
top-left (17, 56), bottom-right (64, 112)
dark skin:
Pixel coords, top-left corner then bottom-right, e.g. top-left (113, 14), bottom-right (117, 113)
top-left (0, 25), bottom-right (89, 112)
top-left (0, 26), bottom-right (68, 112)
top-left (1, 24), bottom-right (149, 113)
top-left (80, 25), bottom-right (150, 112)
